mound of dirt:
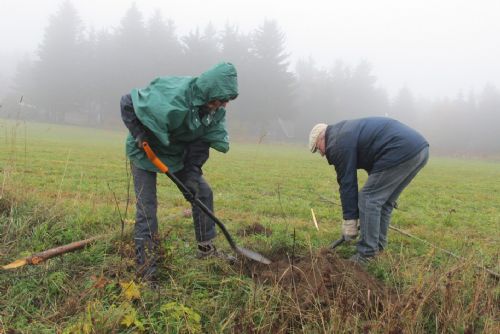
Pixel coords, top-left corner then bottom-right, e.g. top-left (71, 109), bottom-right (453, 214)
top-left (237, 223), bottom-right (272, 237)
top-left (242, 248), bottom-right (392, 315)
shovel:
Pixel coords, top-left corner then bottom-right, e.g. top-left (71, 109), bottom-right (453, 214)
top-left (330, 224), bottom-right (360, 250)
top-left (330, 235), bottom-right (346, 249)
top-left (142, 142), bottom-right (271, 265)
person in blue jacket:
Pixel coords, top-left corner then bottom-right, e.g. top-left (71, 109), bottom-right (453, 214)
top-left (308, 117), bottom-right (429, 264)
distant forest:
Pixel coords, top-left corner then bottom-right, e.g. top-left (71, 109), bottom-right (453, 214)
top-left (1, 1), bottom-right (499, 154)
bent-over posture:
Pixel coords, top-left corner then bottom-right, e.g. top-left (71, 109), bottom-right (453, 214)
top-left (309, 117), bottom-right (429, 263)
top-left (121, 62), bottom-right (238, 278)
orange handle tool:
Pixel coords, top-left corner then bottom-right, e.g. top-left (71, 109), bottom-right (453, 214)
top-left (142, 141), bottom-right (168, 173)
top-left (141, 140), bottom-right (271, 264)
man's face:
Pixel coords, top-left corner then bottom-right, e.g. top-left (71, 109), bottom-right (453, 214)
top-left (316, 133), bottom-right (326, 157)
top-left (205, 100), bottom-right (228, 112)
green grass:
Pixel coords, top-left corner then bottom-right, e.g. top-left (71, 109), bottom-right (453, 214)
top-left (0, 120), bottom-right (499, 333)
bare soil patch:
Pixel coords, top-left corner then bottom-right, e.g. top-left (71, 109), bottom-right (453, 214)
top-left (241, 248), bottom-right (392, 315)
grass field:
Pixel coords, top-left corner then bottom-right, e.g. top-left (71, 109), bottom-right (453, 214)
top-left (0, 120), bottom-right (499, 333)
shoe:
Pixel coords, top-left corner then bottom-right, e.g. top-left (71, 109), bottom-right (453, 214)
top-left (349, 253), bottom-right (373, 266)
top-left (197, 241), bottom-right (237, 264)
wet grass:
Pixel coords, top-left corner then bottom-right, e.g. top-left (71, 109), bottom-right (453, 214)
top-left (0, 119), bottom-right (499, 333)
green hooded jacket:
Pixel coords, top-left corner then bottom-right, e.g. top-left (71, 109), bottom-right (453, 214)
top-left (125, 62), bottom-right (238, 173)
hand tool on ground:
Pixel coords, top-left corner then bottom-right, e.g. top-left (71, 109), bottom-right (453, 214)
top-left (330, 235), bottom-right (346, 249)
top-left (142, 141), bottom-right (271, 265)
top-left (2, 236), bottom-right (101, 269)
top-left (330, 222), bottom-right (359, 250)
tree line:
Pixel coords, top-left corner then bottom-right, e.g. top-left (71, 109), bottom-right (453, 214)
top-left (2, 1), bottom-right (499, 154)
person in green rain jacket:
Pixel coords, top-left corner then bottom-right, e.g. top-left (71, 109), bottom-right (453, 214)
top-left (120, 62), bottom-right (238, 279)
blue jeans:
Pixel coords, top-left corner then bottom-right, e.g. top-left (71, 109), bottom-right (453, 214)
top-left (357, 147), bottom-right (429, 257)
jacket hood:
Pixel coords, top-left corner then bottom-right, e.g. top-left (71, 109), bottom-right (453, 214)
top-left (192, 62), bottom-right (239, 106)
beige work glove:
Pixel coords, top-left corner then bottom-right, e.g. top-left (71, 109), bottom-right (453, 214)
top-left (342, 219), bottom-right (359, 241)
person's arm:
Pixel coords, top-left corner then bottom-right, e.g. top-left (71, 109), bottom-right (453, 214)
top-left (200, 111), bottom-right (229, 153)
top-left (120, 94), bottom-right (148, 146)
top-left (183, 140), bottom-right (210, 177)
top-left (333, 147), bottom-right (360, 240)
top-left (333, 147), bottom-right (359, 220)
top-left (174, 139), bottom-right (210, 200)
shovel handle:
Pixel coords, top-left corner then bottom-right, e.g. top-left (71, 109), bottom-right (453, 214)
top-left (141, 142), bottom-right (271, 264)
top-left (143, 142), bottom-right (168, 173)
top-left (141, 141), bottom-right (238, 250)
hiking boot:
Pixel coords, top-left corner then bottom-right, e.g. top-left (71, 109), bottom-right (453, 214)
top-left (349, 253), bottom-right (373, 266)
top-left (196, 240), bottom-right (237, 264)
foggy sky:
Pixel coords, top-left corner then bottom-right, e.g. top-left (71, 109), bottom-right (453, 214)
top-left (1, 0), bottom-right (499, 99)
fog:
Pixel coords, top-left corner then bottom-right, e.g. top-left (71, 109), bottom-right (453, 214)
top-left (1, 0), bottom-right (499, 154)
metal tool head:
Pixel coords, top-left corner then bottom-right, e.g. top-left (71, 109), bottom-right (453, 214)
top-left (329, 236), bottom-right (345, 249)
top-left (236, 246), bottom-right (271, 265)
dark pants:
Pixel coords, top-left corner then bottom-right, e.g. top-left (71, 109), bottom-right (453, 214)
top-left (122, 91), bottom-right (216, 271)
top-left (131, 155), bottom-right (217, 245)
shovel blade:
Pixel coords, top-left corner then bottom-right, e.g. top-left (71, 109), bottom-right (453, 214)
top-left (330, 236), bottom-right (345, 249)
top-left (236, 246), bottom-right (271, 265)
